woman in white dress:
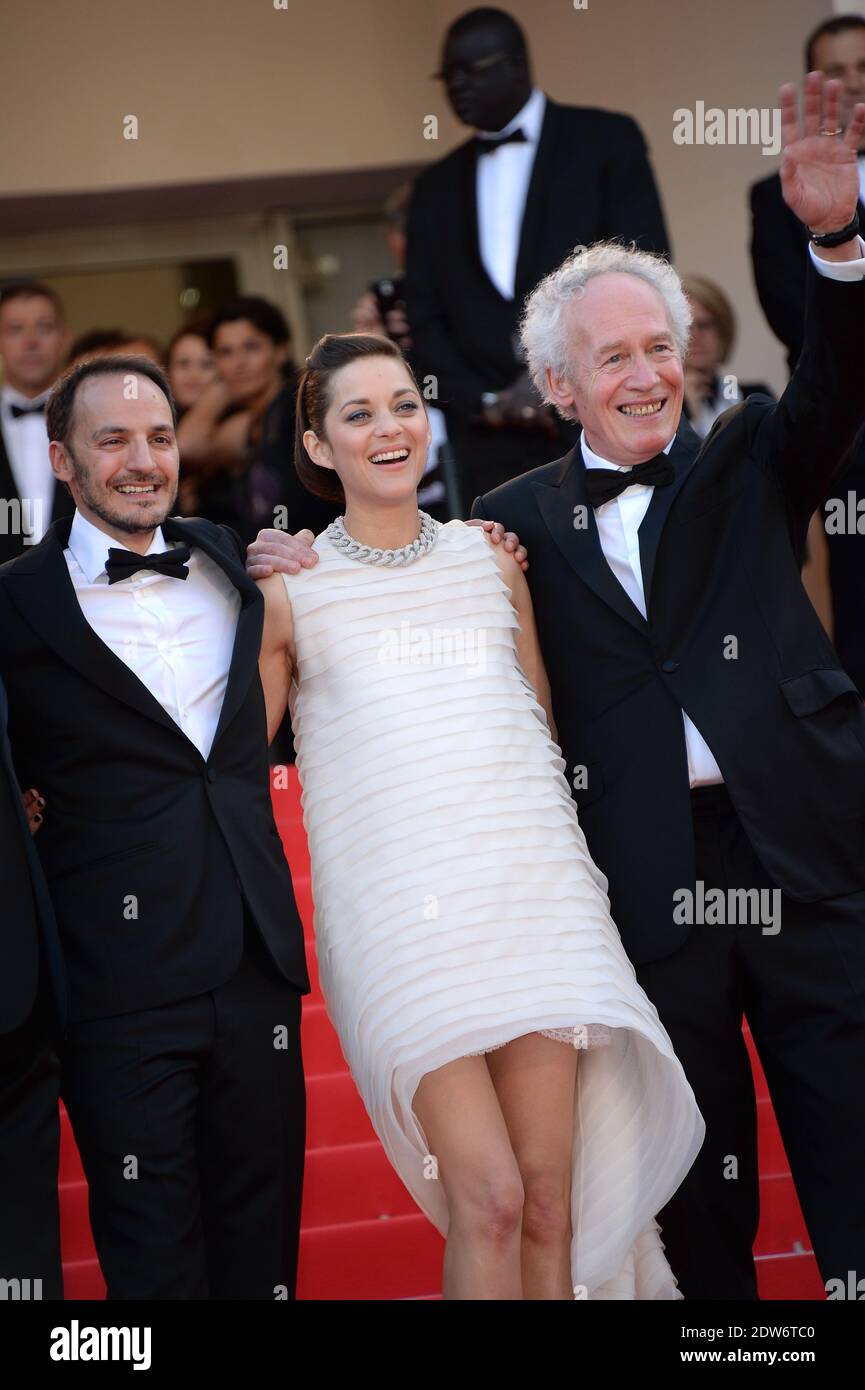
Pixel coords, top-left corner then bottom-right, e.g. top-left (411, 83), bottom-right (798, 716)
top-left (258, 333), bottom-right (705, 1300)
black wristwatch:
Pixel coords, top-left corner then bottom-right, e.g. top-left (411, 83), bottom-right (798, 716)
top-left (809, 211), bottom-right (860, 248)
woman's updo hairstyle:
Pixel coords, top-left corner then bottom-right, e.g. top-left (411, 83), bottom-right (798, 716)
top-left (295, 333), bottom-right (422, 503)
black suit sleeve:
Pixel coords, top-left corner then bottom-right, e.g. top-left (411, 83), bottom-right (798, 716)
top-left (404, 175), bottom-right (492, 421)
top-left (600, 116), bottom-right (670, 257)
top-left (749, 255), bottom-right (865, 548)
top-left (749, 177), bottom-right (806, 368)
top-left (469, 495), bottom-right (490, 521)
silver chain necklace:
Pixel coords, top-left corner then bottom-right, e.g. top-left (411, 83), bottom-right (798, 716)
top-left (326, 509), bottom-right (439, 566)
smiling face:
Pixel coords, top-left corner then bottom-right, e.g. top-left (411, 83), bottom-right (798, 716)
top-left (546, 273), bottom-right (684, 467)
top-left (304, 355), bottom-right (431, 505)
top-left (50, 372), bottom-right (179, 536)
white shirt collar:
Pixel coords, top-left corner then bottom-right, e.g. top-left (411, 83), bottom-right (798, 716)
top-left (581, 431), bottom-right (676, 473)
top-left (67, 508), bottom-right (170, 583)
top-left (478, 87), bottom-right (546, 143)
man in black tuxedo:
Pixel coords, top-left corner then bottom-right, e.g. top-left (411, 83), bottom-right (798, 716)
top-left (0, 281), bottom-right (74, 565)
top-left (467, 77), bottom-right (865, 1299)
top-left (404, 6), bottom-right (669, 507)
top-left (751, 14), bottom-right (865, 694)
top-left (0, 356), bottom-right (310, 1299)
top-left (0, 675), bottom-right (66, 1300)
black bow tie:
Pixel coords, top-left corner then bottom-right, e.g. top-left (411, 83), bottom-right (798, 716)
top-left (475, 127), bottom-right (528, 155)
top-left (105, 545), bottom-right (191, 585)
top-left (9, 401), bottom-right (46, 419)
top-left (584, 453), bottom-right (674, 509)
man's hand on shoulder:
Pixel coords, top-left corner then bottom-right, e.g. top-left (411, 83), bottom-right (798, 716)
top-left (465, 518), bottom-right (528, 572)
top-left (246, 528), bottom-right (319, 579)
top-left (479, 526), bottom-right (526, 589)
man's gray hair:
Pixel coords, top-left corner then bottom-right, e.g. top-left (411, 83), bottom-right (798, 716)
top-left (520, 241), bottom-right (692, 420)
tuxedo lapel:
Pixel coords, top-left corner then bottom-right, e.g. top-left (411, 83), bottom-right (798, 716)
top-left (532, 446), bottom-right (648, 635)
top-left (637, 422), bottom-right (701, 612)
top-left (2, 516), bottom-right (189, 742)
top-left (163, 517), bottom-right (263, 749)
top-left (532, 423), bottom-right (703, 633)
top-left (3, 515), bottom-right (262, 753)
top-left (514, 99), bottom-right (560, 299)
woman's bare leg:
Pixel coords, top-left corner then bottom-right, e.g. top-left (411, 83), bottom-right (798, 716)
top-left (413, 1053), bottom-right (525, 1299)
top-left (486, 1034), bottom-right (579, 1300)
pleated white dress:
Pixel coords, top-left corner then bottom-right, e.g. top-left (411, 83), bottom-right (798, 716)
top-left (282, 518), bottom-right (705, 1299)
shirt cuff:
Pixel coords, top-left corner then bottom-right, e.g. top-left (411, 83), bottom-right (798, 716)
top-left (808, 235), bottom-right (865, 280)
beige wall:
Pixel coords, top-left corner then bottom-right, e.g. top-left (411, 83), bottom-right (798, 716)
top-left (0, 0), bottom-right (446, 191)
top-left (44, 266), bottom-right (186, 349)
top-left (0, 0), bottom-right (839, 391)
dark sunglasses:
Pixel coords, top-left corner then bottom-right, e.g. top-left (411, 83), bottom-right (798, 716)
top-left (431, 51), bottom-right (509, 82)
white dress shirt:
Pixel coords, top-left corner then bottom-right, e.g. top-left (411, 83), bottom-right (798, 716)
top-left (0, 385), bottom-right (54, 543)
top-left (582, 435), bottom-right (724, 787)
top-left (476, 87), bottom-right (547, 299)
top-left (581, 240), bottom-right (865, 788)
top-left (64, 510), bottom-right (241, 759)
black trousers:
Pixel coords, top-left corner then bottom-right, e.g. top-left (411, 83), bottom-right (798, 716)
top-left (0, 974), bottom-right (63, 1300)
top-left (60, 919), bottom-right (306, 1300)
top-left (635, 785), bottom-right (865, 1301)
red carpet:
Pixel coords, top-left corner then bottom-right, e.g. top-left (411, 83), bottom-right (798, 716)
top-left (57, 766), bottom-right (824, 1300)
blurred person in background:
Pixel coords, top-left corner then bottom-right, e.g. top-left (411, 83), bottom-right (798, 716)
top-left (66, 330), bottom-right (163, 371)
top-left (352, 185), bottom-right (449, 518)
top-left (167, 323), bottom-right (218, 516)
top-left (680, 275), bottom-right (773, 438)
top-left (405, 6), bottom-right (670, 504)
top-left (166, 323), bottom-right (217, 416)
top-left (177, 296), bottom-right (292, 484)
top-left (750, 12), bottom-right (865, 682)
top-left (178, 296), bottom-right (334, 542)
top-left (120, 333), bottom-right (163, 365)
top-left (0, 281), bottom-right (73, 562)
top-left (66, 329), bottom-right (129, 368)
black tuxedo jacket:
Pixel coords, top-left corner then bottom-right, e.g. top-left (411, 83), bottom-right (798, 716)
top-left (472, 258), bottom-right (865, 965)
top-left (0, 426), bottom-right (74, 567)
top-left (405, 99), bottom-right (670, 427)
top-left (0, 675), bottom-right (66, 1034)
top-left (0, 516), bottom-right (310, 1022)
